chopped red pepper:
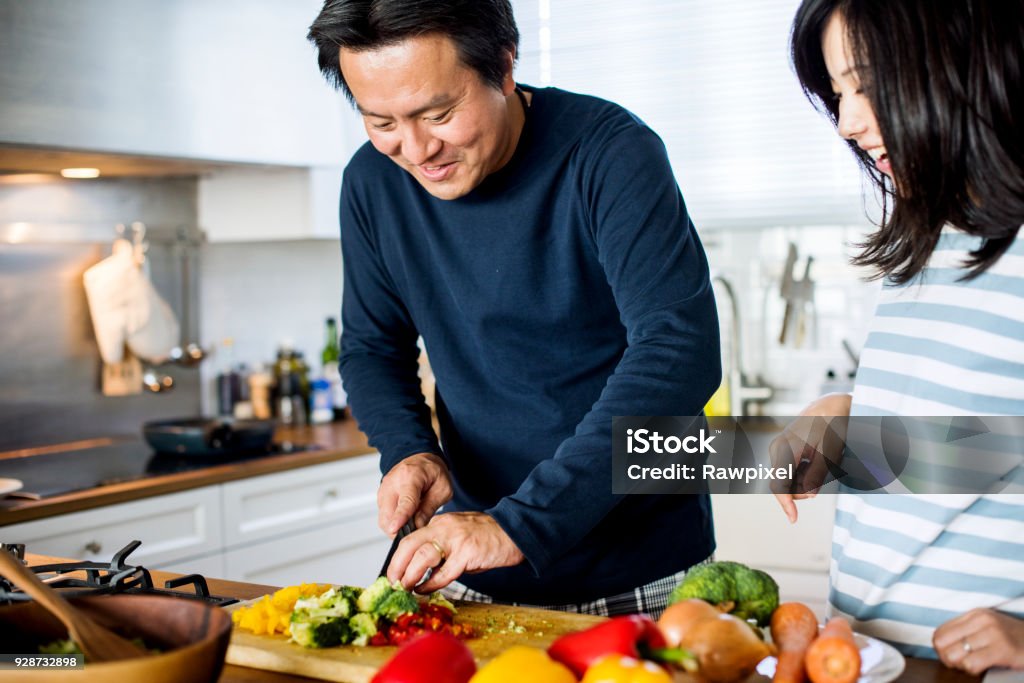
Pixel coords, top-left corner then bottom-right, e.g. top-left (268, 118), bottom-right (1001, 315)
top-left (547, 615), bottom-right (671, 678)
top-left (377, 602), bottom-right (473, 646)
top-left (371, 631), bottom-right (476, 683)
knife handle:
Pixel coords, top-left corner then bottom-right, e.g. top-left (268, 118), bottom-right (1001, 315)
top-left (379, 520), bottom-right (417, 578)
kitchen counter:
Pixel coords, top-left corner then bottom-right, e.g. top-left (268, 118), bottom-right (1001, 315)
top-left (0, 420), bottom-right (375, 526)
top-left (16, 554), bottom-right (984, 683)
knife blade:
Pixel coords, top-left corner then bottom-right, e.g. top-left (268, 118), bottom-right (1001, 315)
top-left (378, 520), bottom-right (416, 578)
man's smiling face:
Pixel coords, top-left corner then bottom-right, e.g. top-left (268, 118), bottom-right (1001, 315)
top-left (341, 33), bottom-right (520, 200)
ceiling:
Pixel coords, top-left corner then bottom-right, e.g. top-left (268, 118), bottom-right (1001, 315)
top-left (0, 145), bottom-right (254, 179)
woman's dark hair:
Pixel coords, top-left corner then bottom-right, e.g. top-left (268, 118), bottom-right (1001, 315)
top-left (307, 0), bottom-right (520, 103)
top-left (791, 0), bottom-right (1023, 282)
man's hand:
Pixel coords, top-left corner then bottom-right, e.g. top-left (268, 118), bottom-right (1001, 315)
top-left (934, 609), bottom-right (1024, 674)
top-left (386, 512), bottom-right (525, 593)
top-left (378, 452), bottom-right (453, 535)
top-left (770, 393), bottom-right (851, 523)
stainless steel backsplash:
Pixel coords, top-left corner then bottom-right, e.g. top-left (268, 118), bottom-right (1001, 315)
top-left (0, 178), bottom-right (203, 450)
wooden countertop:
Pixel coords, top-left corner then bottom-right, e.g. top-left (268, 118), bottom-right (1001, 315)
top-left (0, 420), bottom-right (375, 525)
top-left (18, 554), bottom-right (984, 683)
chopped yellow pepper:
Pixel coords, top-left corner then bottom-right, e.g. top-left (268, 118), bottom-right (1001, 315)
top-left (580, 655), bottom-right (673, 683)
top-left (469, 646), bottom-right (576, 683)
top-left (231, 583), bottom-right (332, 636)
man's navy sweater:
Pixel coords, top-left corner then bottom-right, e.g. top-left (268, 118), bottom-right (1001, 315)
top-left (339, 85), bottom-right (720, 604)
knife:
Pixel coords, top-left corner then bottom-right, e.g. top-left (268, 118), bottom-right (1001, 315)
top-left (379, 520), bottom-right (416, 578)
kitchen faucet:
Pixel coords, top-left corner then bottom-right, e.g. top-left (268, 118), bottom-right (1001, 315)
top-left (712, 274), bottom-right (774, 416)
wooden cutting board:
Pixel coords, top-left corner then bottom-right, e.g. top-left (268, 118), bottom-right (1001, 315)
top-left (225, 598), bottom-right (606, 683)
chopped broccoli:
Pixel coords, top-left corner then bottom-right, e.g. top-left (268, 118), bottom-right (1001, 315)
top-left (669, 561), bottom-right (780, 627)
top-left (289, 609), bottom-right (351, 648)
top-left (316, 587), bottom-right (356, 619)
top-left (39, 639), bottom-right (81, 655)
top-left (376, 589), bottom-right (420, 621)
top-left (336, 585), bottom-right (362, 604)
top-left (670, 562), bottom-right (738, 606)
top-left (348, 612), bottom-right (379, 647)
top-left (356, 576), bottom-right (396, 614)
top-left (427, 591), bottom-right (457, 614)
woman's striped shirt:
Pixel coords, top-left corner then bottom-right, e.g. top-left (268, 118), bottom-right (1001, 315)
top-left (832, 228), bottom-right (1024, 659)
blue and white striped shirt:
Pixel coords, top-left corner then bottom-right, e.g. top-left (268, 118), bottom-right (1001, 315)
top-left (833, 228), bottom-right (1024, 659)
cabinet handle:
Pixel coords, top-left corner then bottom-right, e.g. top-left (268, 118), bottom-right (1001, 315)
top-left (84, 541), bottom-right (102, 555)
top-left (324, 488), bottom-right (338, 498)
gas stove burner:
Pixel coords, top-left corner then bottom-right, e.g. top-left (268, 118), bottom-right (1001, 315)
top-left (0, 540), bottom-right (237, 607)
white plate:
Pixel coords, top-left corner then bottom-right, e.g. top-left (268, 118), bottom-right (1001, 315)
top-left (757, 632), bottom-right (906, 683)
top-left (0, 478), bottom-right (24, 497)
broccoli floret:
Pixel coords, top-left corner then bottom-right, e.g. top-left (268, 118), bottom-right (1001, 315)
top-left (670, 562), bottom-right (738, 606)
top-left (316, 587), bottom-right (356, 619)
top-left (669, 561), bottom-right (780, 627)
top-left (289, 610), bottom-right (351, 648)
top-left (336, 585), bottom-right (362, 604)
top-left (732, 567), bottom-right (779, 627)
top-left (376, 589), bottom-right (420, 621)
top-left (348, 612), bottom-right (379, 647)
top-left (427, 591), bottom-right (457, 614)
top-left (356, 576), bottom-right (396, 614)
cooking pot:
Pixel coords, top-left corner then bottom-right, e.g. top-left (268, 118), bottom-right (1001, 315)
top-left (142, 417), bottom-right (275, 456)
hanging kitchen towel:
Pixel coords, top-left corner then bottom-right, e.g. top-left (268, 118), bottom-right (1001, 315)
top-left (83, 235), bottom-right (181, 364)
top-left (82, 238), bottom-right (136, 364)
top-left (124, 264), bottom-right (180, 363)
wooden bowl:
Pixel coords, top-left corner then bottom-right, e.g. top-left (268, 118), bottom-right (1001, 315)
top-left (0, 594), bottom-right (232, 682)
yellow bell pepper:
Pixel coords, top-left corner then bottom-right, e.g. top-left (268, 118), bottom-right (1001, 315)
top-left (469, 646), bottom-right (576, 683)
top-left (580, 655), bottom-right (673, 683)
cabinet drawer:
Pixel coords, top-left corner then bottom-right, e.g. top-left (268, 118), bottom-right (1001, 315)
top-left (222, 454), bottom-right (380, 546)
top-left (0, 486), bottom-right (222, 567)
top-left (222, 511), bottom-right (389, 587)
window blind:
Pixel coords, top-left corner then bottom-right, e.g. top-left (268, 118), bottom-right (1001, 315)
top-left (512, 0), bottom-right (867, 230)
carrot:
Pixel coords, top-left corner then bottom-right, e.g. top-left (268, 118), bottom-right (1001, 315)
top-left (770, 602), bottom-right (820, 683)
top-left (774, 650), bottom-right (809, 683)
top-left (804, 617), bottom-right (861, 683)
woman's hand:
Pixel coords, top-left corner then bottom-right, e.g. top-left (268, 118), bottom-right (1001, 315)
top-left (934, 608), bottom-right (1024, 674)
top-left (770, 393), bottom-right (851, 523)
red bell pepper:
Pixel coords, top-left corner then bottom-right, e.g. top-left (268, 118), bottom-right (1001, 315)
top-left (371, 631), bottom-right (476, 683)
top-left (547, 615), bottom-right (693, 678)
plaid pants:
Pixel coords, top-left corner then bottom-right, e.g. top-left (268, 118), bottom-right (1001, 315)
top-left (441, 556), bottom-right (712, 620)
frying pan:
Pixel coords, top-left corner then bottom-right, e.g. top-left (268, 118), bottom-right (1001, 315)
top-left (141, 418), bottom-right (275, 456)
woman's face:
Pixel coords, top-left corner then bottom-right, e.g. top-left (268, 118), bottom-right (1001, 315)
top-left (822, 11), bottom-right (892, 177)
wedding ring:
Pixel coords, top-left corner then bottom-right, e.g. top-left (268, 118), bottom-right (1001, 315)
top-left (429, 539), bottom-right (447, 563)
top-left (962, 638), bottom-right (972, 654)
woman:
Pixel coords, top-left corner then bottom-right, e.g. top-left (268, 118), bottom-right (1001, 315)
top-left (781, 0), bottom-right (1024, 674)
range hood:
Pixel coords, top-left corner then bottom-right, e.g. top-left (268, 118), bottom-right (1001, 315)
top-left (0, 0), bottom-right (350, 169)
top-left (0, 144), bottom-right (254, 180)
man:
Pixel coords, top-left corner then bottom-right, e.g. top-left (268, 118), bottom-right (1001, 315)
top-left (308, 0), bottom-right (720, 616)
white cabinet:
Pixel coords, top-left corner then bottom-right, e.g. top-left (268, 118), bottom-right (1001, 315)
top-left (711, 493), bottom-right (836, 619)
top-left (0, 487), bottom-right (223, 568)
top-left (198, 166), bottom-right (345, 241)
top-left (0, 454), bottom-right (386, 586)
top-left (222, 455), bottom-right (380, 546)
top-left (221, 455), bottom-right (387, 585)
top-left (223, 512), bottom-right (389, 587)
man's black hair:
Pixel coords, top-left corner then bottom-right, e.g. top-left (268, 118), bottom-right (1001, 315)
top-left (308, 0), bottom-right (520, 103)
